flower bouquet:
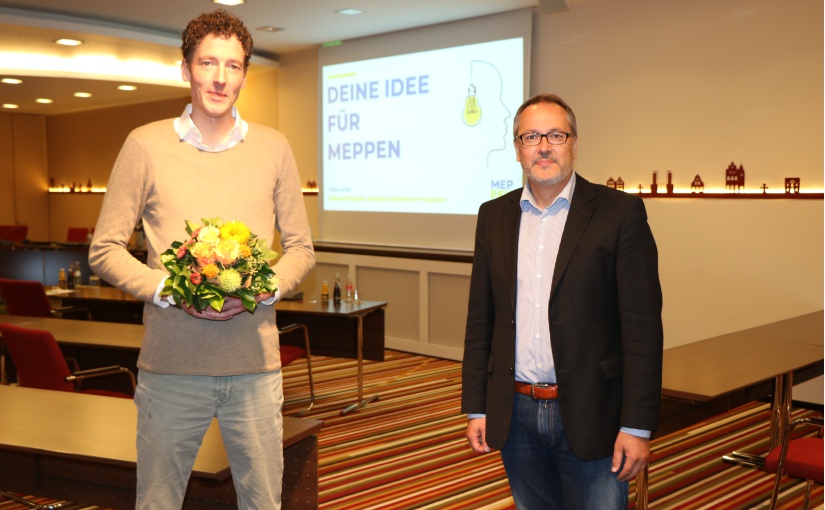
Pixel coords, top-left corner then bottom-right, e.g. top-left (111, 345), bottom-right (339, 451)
top-left (160, 217), bottom-right (279, 312)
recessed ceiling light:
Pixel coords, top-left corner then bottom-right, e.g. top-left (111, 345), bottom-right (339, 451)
top-left (256, 26), bottom-right (283, 33)
top-left (2, 104), bottom-right (19, 109)
top-left (2, 78), bottom-right (23, 84)
top-left (336, 8), bottom-right (365, 16)
top-left (55, 38), bottom-right (84, 46)
top-left (74, 92), bottom-right (92, 98)
top-left (118, 85), bottom-right (138, 91)
top-left (36, 98), bottom-right (53, 104)
top-left (213, 0), bottom-right (244, 5)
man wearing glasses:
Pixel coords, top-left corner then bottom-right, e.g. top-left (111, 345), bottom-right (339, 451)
top-left (462, 94), bottom-right (663, 509)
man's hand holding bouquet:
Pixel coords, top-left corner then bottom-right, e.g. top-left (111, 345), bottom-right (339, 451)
top-left (160, 218), bottom-right (279, 313)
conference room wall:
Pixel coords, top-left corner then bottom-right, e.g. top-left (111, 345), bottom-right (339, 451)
top-left (276, 1), bottom-right (823, 402)
top-left (529, 0), bottom-right (823, 344)
top-left (1, 67), bottom-right (280, 244)
top-left (45, 97), bottom-right (190, 242)
top-left (0, 113), bottom-right (50, 241)
top-left (0, 114), bottom-right (13, 223)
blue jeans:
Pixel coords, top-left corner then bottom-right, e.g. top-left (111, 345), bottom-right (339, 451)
top-left (135, 371), bottom-right (284, 510)
top-left (500, 393), bottom-right (627, 510)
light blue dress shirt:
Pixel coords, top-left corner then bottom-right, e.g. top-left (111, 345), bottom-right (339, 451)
top-left (514, 177), bottom-right (574, 385)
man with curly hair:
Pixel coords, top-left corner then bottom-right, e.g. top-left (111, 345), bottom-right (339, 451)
top-left (90, 9), bottom-right (315, 509)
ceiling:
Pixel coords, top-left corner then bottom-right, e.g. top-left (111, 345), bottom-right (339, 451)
top-left (0, 0), bottom-right (566, 115)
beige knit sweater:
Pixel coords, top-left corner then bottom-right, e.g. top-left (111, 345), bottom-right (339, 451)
top-left (89, 119), bottom-right (315, 376)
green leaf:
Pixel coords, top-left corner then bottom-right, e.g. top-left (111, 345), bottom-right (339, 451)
top-left (202, 217), bottom-right (224, 228)
top-left (185, 219), bottom-right (199, 236)
top-left (209, 294), bottom-right (225, 312)
top-left (235, 288), bottom-right (256, 312)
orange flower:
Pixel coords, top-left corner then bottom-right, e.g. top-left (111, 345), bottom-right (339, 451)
top-left (202, 264), bottom-right (219, 279)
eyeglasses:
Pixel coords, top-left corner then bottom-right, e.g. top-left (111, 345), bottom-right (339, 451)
top-left (516, 131), bottom-right (572, 146)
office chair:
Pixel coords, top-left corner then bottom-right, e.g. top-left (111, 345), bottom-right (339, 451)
top-left (0, 323), bottom-right (135, 398)
top-left (66, 227), bottom-right (90, 243)
top-left (0, 491), bottom-right (66, 509)
top-left (279, 323), bottom-right (315, 416)
top-left (0, 278), bottom-right (91, 320)
top-left (0, 224), bottom-right (28, 243)
top-left (764, 415), bottom-right (823, 509)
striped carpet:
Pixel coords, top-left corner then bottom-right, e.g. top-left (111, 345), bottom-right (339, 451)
top-left (2, 350), bottom-right (822, 509)
top-left (282, 350), bottom-right (823, 510)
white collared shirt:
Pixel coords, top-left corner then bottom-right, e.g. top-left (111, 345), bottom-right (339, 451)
top-left (172, 103), bottom-right (248, 152)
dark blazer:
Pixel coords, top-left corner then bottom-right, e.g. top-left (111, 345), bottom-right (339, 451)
top-left (461, 174), bottom-right (663, 460)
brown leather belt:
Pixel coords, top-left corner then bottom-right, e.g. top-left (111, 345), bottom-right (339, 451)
top-left (514, 381), bottom-right (558, 400)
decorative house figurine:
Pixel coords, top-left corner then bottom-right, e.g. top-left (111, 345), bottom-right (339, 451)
top-left (690, 175), bottom-right (704, 193)
top-left (785, 178), bottom-right (800, 193)
top-left (725, 162), bottom-right (745, 192)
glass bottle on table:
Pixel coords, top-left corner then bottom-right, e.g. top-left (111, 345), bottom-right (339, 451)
top-left (345, 274), bottom-right (353, 302)
top-left (67, 263), bottom-right (75, 289)
top-left (58, 268), bottom-right (67, 289)
top-left (320, 280), bottom-right (329, 301)
top-left (333, 272), bottom-right (342, 304)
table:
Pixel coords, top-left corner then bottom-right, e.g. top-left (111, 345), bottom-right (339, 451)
top-left (2, 297), bottom-right (389, 414)
top-left (630, 311), bottom-right (824, 510)
top-left (270, 299), bottom-right (388, 414)
top-left (662, 310), bottom-right (823, 452)
top-left (57, 285), bottom-right (144, 324)
top-left (56, 286), bottom-right (388, 363)
top-left (0, 385), bottom-right (323, 509)
top-left (0, 315), bottom-right (143, 389)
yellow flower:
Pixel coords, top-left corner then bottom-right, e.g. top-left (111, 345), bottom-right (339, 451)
top-left (239, 244), bottom-right (252, 258)
top-left (215, 239), bottom-right (241, 266)
top-left (197, 225), bottom-right (221, 245)
top-left (220, 221), bottom-right (251, 244)
top-left (202, 263), bottom-right (219, 279)
top-left (190, 241), bottom-right (216, 266)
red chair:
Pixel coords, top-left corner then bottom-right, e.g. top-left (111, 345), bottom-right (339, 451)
top-left (0, 278), bottom-right (90, 320)
top-left (0, 224), bottom-right (27, 242)
top-left (67, 227), bottom-right (90, 243)
top-left (0, 323), bottom-right (135, 398)
top-left (279, 323), bottom-right (315, 416)
top-left (765, 416), bottom-right (824, 509)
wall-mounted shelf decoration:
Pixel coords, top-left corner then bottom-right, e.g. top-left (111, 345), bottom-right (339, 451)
top-left (48, 178), bottom-right (106, 194)
top-left (303, 179), bottom-right (319, 196)
top-left (607, 163), bottom-right (823, 199)
top-left (49, 186), bottom-right (107, 194)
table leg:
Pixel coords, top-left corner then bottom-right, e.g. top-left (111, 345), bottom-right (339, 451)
top-left (723, 372), bottom-right (792, 468)
top-left (635, 463), bottom-right (648, 510)
top-left (1, 338), bottom-right (6, 385)
top-left (341, 312), bottom-right (380, 415)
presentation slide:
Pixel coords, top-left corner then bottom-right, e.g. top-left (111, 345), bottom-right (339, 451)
top-left (321, 38), bottom-right (524, 215)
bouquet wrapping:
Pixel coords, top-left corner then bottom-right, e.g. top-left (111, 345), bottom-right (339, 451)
top-left (160, 218), bottom-right (278, 312)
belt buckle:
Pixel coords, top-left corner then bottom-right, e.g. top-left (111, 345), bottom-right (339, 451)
top-left (531, 382), bottom-right (553, 399)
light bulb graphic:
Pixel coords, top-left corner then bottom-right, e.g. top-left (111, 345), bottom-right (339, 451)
top-left (463, 84), bottom-right (481, 126)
